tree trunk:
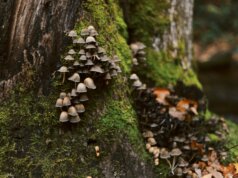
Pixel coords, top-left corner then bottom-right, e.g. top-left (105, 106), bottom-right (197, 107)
top-left (0, 0), bottom-right (195, 177)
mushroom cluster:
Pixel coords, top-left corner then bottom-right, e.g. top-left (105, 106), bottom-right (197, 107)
top-left (55, 26), bottom-right (121, 123)
top-left (132, 81), bottom-right (230, 177)
top-left (130, 42), bottom-right (146, 66)
top-left (130, 73), bottom-right (147, 90)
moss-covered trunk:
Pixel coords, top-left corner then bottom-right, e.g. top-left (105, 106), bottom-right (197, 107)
top-left (0, 0), bottom-right (199, 177)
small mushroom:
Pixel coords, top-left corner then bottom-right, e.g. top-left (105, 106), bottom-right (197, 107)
top-left (170, 148), bottom-right (182, 173)
top-left (68, 106), bottom-right (78, 116)
top-left (78, 49), bottom-right (85, 55)
top-left (71, 89), bottom-right (77, 97)
top-left (68, 49), bottom-right (76, 55)
top-left (104, 73), bottom-right (111, 80)
top-left (142, 130), bottom-right (154, 138)
top-left (74, 37), bottom-right (85, 44)
top-left (73, 61), bottom-right (80, 66)
top-left (174, 167), bottom-right (183, 177)
top-left (147, 137), bottom-right (157, 146)
top-left (95, 146), bottom-right (100, 157)
top-left (160, 148), bottom-right (172, 169)
top-left (81, 28), bottom-right (89, 36)
top-left (76, 83), bottom-right (87, 93)
top-left (58, 66), bottom-right (69, 83)
top-left (98, 47), bottom-right (106, 54)
top-left (55, 98), bottom-right (63, 108)
top-left (110, 70), bottom-right (118, 77)
top-left (70, 115), bottom-right (81, 123)
top-left (59, 111), bottom-right (69, 122)
top-left (68, 30), bottom-right (77, 38)
top-left (62, 96), bottom-right (71, 106)
top-left (68, 73), bottom-right (80, 83)
top-left (137, 84), bottom-right (147, 90)
top-left (90, 65), bottom-right (104, 73)
top-left (90, 29), bottom-right (98, 36)
top-left (86, 36), bottom-right (96, 44)
top-left (177, 157), bottom-right (188, 167)
top-left (132, 58), bottom-right (138, 65)
top-left (84, 77), bottom-right (96, 89)
top-left (88, 25), bottom-right (95, 31)
top-left (79, 94), bottom-right (89, 102)
top-left (85, 59), bottom-right (94, 66)
top-left (80, 55), bottom-right (87, 61)
top-left (154, 158), bottom-right (159, 166)
top-left (132, 80), bottom-right (142, 87)
top-left (130, 73), bottom-right (139, 80)
top-left (75, 104), bottom-right (85, 113)
top-left (59, 92), bottom-right (67, 99)
top-left (86, 44), bottom-right (96, 49)
top-left (146, 143), bottom-right (151, 150)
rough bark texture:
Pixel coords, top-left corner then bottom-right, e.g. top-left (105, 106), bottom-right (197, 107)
top-left (153, 0), bottom-right (194, 68)
top-left (0, 0), bottom-right (82, 101)
top-left (0, 0), bottom-right (195, 177)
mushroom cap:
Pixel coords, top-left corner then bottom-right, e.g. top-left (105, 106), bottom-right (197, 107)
top-left (59, 111), bottom-right (69, 122)
top-left (68, 73), bottom-right (80, 83)
top-left (101, 55), bottom-right (110, 62)
top-left (90, 29), bottom-right (98, 36)
top-left (75, 104), bottom-right (85, 113)
top-left (104, 73), bottom-right (112, 80)
top-left (86, 44), bottom-right (96, 49)
top-left (64, 55), bottom-right (74, 61)
top-left (132, 80), bottom-right (142, 87)
top-left (137, 42), bottom-right (146, 50)
top-left (84, 77), bottom-right (96, 89)
top-left (178, 157), bottom-right (189, 167)
top-left (110, 70), bottom-right (118, 77)
top-left (55, 98), bottom-right (63, 107)
top-left (68, 49), bottom-right (76, 55)
top-left (68, 30), bottom-right (77, 37)
top-left (71, 88), bottom-right (77, 97)
top-left (75, 37), bottom-right (85, 44)
top-left (58, 66), bottom-right (69, 73)
top-left (90, 65), bottom-right (104, 73)
top-left (62, 96), bottom-right (71, 106)
top-left (130, 43), bottom-right (139, 54)
top-left (142, 130), bottom-right (154, 138)
top-left (160, 148), bottom-right (170, 159)
top-left (59, 92), bottom-right (67, 99)
top-left (79, 94), bottom-right (89, 102)
top-left (68, 106), bottom-right (78, 116)
top-left (137, 50), bottom-right (146, 56)
top-left (88, 25), bottom-right (95, 31)
top-left (73, 61), bottom-right (80, 66)
top-left (98, 47), bottom-right (106, 54)
top-left (76, 83), bottom-right (87, 93)
top-left (170, 148), bottom-right (182, 156)
top-left (130, 73), bottom-right (139, 80)
top-left (85, 59), bottom-right (94, 66)
top-left (115, 66), bottom-right (122, 73)
top-left (174, 168), bottom-right (183, 176)
top-left (86, 36), bottom-right (96, 43)
top-left (174, 136), bottom-right (186, 143)
top-left (81, 28), bottom-right (89, 36)
top-left (78, 49), bottom-right (86, 55)
top-left (137, 84), bottom-right (147, 90)
top-left (148, 137), bottom-right (157, 146)
top-left (80, 55), bottom-right (87, 61)
top-left (70, 115), bottom-right (81, 123)
top-left (132, 58), bottom-right (138, 65)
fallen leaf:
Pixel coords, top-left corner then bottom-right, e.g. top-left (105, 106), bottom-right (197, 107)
top-left (202, 173), bottom-right (212, 178)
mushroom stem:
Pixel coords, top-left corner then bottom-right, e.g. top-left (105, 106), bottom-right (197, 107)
top-left (171, 157), bottom-right (177, 175)
top-left (166, 159), bottom-right (172, 169)
top-left (62, 73), bottom-right (66, 83)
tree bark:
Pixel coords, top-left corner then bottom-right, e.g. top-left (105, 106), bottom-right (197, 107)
top-left (0, 0), bottom-right (194, 177)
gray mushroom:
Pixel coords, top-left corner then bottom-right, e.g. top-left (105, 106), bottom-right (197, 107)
top-left (58, 66), bottom-right (69, 83)
top-left (68, 73), bottom-right (80, 83)
top-left (59, 92), bottom-right (67, 99)
top-left (80, 55), bottom-right (87, 61)
top-left (104, 73), bottom-right (112, 80)
top-left (90, 29), bottom-right (98, 36)
top-left (170, 148), bottom-right (182, 173)
top-left (78, 49), bottom-right (85, 55)
top-left (86, 44), bottom-right (96, 49)
top-left (70, 115), bottom-right (81, 123)
top-left (84, 77), bottom-right (96, 89)
top-left (101, 55), bottom-right (110, 62)
top-left (73, 61), bottom-right (80, 66)
top-left (132, 80), bottom-right (142, 87)
top-left (79, 94), bottom-right (89, 102)
top-left (85, 59), bottom-right (94, 66)
top-left (68, 49), bottom-right (76, 55)
top-left (59, 111), bottom-right (69, 122)
top-left (76, 83), bottom-right (87, 93)
top-left (86, 36), bottom-right (96, 44)
top-left (68, 30), bottom-right (77, 38)
top-left (75, 104), bottom-right (85, 113)
top-left (71, 89), bottom-right (77, 97)
top-left (68, 106), bottom-right (78, 117)
top-left (62, 96), bottom-right (71, 106)
top-left (90, 65), bottom-right (104, 73)
top-left (74, 37), bottom-right (85, 44)
top-left (160, 148), bottom-right (172, 168)
top-left (88, 25), bottom-right (95, 31)
top-left (81, 28), bottom-right (89, 36)
top-left (177, 157), bottom-right (189, 167)
top-left (130, 73), bottom-right (139, 80)
top-left (64, 55), bottom-right (74, 61)
top-left (55, 98), bottom-right (63, 108)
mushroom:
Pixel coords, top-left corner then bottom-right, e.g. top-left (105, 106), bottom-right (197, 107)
top-left (86, 44), bottom-right (96, 49)
top-left (174, 168), bottom-right (183, 177)
top-left (79, 94), bottom-right (89, 102)
top-left (86, 36), bottom-right (96, 44)
top-left (100, 55), bottom-right (110, 62)
top-left (74, 37), bottom-right (85, 44)
top-left (78, 49), bottom-right (85, 55)
top-left (70, 115), bottom-right (81, 123)
top-left (90, 29), bottom-right (98, 37)
top-left (80, 55), bottom-right (87, 61)
top-left (177, 157), bottom-right (188, 168)
top-left (85, 59), bottom-right (94, 66)
top-left (57, 66), bottom-right (69, 83)
top-left (142, 130), bottom-right (154, 138)
top-left (73, 61), bottom-right (80, 67)
top-left (170, 148), bottom-right (182, 173)
top-left (68, 49), bottom-right (76, 55)
top-left (90, 65), bottom-right (104, 73)
top-left (68, 73), bottom-right (80, 88)
top-left (59, 92), bottom-right (67, 99)
top-left (110, 70), bottom-right (118, 77)
top-left (132, 80), bottom-right (142, 87)
top-left (147, 137), bottom-right (157, 146)
top-left (132, 58), bottom-right (138, 65)
top-left (130, 73), bottom-right (139, 80)
top-left (98, 47), bottom-right (106, 54)
top-left (146, 143), bottom-right (151, 150)
top-left (154, 158), bottom-right (159, 166)
top-left (112, 55), bottom-right (121, 63)
top-left (68, 106), bottom-right (78, 117)
top-left (55, 98), bottom-right (63, 108)
top-left (95, 146), bottom-right (100, 157)
top-left (84, 77), bottom-right (96, 89)
top-left (88, 25), bottom-right (95, 31)
top-left (59, 111), bottom-right (69, 122)
top-left (75, 104), bottom-right (85, 113)
top-left (81, 28), bottom-right (89, 36)
top-left (71, 88), bottom-right (77, 97)
top-left (62, 96), bottom-right (71, 106)
top-left (160, 148), bottom-right (172, 168)
top-left (104, 73), bottom-right (111, 80)
top-left (68, 30), bottom-right (77, 38)
top-left (76, 83), bottom-right (87, 93)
